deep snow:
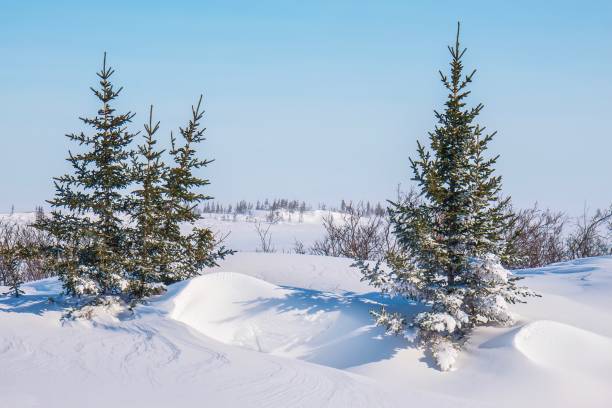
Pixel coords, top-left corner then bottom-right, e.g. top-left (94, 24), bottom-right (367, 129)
top-left (1, 212), bottom-right (612, 407)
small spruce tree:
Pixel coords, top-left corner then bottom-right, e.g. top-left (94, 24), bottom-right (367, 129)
top-left (159, 95), bottom-right (232, 283)
top-left (0, 222), bottom-right (26, 297)
top-left (358, 23), bottom-right (537, 371)
top-left (127, 106), bottom-right (169, 298)
top-left (0, 247), bottom-right (26, 297)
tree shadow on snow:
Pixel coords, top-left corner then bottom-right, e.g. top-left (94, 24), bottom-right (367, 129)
top-left (0, 279), bottom-right (67, 316)
top-left (233, 286), bottom-right (426, 369)
top-left (0, 293), bottom-right (63, 316)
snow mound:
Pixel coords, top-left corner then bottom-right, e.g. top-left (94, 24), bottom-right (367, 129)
top-left (169, 272), bottom-right (311, 354)
top-left (513, 320), bottom-right (612, 374)
top-left (166, 272), bottom-right (402, 368)
top-left (169, 272), bottom-right (346, 355)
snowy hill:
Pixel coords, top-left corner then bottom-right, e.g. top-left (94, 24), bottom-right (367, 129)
top-left (1, 212), bottom-right (612, 407)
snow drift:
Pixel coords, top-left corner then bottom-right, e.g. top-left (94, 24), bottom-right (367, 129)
top-left (167, 271), bottom-right (405, 368)
top-left (514, 320), bottom-right (612, 374)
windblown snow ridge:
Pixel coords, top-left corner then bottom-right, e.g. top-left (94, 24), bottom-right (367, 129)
top-left (513, 320), bottom-right (612, 373)
top-left (165, 272), bottom-right (403, 369)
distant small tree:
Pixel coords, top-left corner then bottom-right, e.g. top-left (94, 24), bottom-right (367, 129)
top-left (293, 239), bottom-right (307, 255)
top-left (35, 206), bottom-right (45, 222)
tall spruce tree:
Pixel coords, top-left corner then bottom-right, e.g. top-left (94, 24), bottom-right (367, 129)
top-left (36, 53), bottom-right (136, 296)
top-left (159, 95), bottom-right (232, 283)
top-left (358, 23), bottom-right (536, 370)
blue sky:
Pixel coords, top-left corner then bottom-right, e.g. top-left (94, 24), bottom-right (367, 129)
top-left (0, 0), bottom-right (610, 214)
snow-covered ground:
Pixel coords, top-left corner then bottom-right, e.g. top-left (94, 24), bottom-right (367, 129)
top-left (1, 212), bottom-right (612, 407)
top-left (1, 209), bottom-right (332, 253)
top-left (197, 210), bottom-right (331, 253)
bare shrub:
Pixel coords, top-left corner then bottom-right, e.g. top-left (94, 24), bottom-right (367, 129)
top-left (566, 206), bottom-right (612, 259)
top-left (503, 204), bottom-right (612, 268)
top-left (504, 204), bottom-right (568, 268)
top-left (310, 202), bottom-right (393, 261)
top-left (0, 220), bottom-right (53, 295)
top-left (293, 239), bottom-right (306, 255)
top-left (254, 222), bottom-right (275, 253)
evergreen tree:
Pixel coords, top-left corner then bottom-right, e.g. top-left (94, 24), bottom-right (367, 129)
top-left (127, 106), bottom-right (168, 298)
top-left (0, 221), bottom-right (26, 297)
top-left (0, 246), bottom-right (26, 298)
top-left (36, 53), bottom-right (136, 296)
top-left (358, 23), bottom-right (536, 370)
top-left (159, 95), bottom-right (232, 283)
top-left (34, 55), bottom-right (233, 301)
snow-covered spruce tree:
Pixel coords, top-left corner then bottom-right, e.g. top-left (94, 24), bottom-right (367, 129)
top-left (0, 247), bottom-right (26, 297)
top-left (159, 95), bottom-right (232, 283)
top-left (357, 23), bottom-right (537, 371)
top-left (35, 53), bottom-right (136, 297)
top-left (126, 106), bottom-right (169, 298)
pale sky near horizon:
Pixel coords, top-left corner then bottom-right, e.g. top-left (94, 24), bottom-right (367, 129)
top-left (0, 0), bottom-right (610, 215)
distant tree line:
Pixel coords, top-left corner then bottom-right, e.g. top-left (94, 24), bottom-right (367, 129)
top-left (199, 198), bottom-right (386, 217)
top-left (199, 198), bottom-right (310, 215)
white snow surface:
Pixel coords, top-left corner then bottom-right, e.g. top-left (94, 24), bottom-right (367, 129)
top-left (1, 212), bottom-right (612, 407)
